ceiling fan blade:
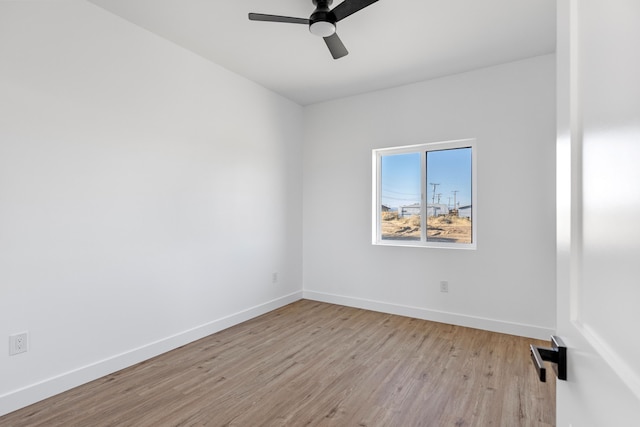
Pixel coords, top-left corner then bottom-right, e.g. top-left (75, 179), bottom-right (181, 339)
top-left (331, 0), bottom-right (379, 22)
top-left (323, 33), bottom-right (349, 59)
top-left (248, 13), bottom-right (310, 24)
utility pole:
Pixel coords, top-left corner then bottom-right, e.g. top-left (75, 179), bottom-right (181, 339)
top-left (429, 183), bottom-right (440, 204)
top-left (436, 193), bottom-right (442, 203)
top-left (452, 190), bottom-right (459, 216)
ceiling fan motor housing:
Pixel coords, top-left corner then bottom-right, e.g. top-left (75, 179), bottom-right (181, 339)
top-left (310, 0), bottom-right (337, 37)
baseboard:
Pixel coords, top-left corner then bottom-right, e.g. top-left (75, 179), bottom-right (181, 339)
top-left (303, 290), bottom-right (554, 340)
top-left (0, 291), bottom-right (303, 417)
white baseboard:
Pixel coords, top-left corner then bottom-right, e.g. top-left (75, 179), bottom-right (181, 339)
top-left (303, 290), bottom-right (554, 340)
top-left (0, 291), bottom-right (303, 417)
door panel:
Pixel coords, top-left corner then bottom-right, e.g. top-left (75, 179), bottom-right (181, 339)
top-left (556, 0), bottom-right (640, 425)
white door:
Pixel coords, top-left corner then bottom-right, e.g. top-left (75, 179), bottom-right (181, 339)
top-left (556, 0), bottom-right (640, 425)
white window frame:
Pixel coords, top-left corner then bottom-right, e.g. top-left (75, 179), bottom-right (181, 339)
top-left (372, 138), bottom-right (477, 249)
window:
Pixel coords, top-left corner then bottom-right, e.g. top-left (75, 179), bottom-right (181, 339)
top-left (372, 139), bottom-right (476, 249)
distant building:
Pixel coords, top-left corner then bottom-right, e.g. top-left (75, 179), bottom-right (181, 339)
top-left (381, 204), bottom-right (391, 212)
top-left (458, 205), bottom-right (472, 218)
top-left (399, 203), bottom-right (420, 218)
top-left (427, 204), bottom-right (449, 217)
top-left (398, 203), bottom-right (451, 218)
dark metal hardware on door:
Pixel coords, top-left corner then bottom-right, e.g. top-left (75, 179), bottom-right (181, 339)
top-left (530, 335), bottom-right (567, 382)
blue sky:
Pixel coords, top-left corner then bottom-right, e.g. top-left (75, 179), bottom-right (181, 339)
top-left (381, 148), bottom-right (472, 209)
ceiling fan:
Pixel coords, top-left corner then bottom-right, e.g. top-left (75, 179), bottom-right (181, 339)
top-left (248, 0), bottom-right (380, 60)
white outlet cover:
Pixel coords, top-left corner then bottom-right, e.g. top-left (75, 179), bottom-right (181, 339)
top-left (9, 332), bottom-right (28, 355)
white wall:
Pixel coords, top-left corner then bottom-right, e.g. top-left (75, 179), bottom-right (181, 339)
top-left (302, 55), bottom-right (557, 339)
top-left (0, 1), bottom-right (303, 415)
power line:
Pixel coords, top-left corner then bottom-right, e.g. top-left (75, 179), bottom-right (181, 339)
top-left (382, 187), bottom-right (420, 196)
top-left (382, 195), bottom-right (420, 201)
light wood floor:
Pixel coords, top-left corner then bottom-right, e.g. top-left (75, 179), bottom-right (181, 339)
top-left (1, 300), bottom-right (555, 426)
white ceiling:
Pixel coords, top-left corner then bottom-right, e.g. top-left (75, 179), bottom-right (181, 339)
top-left (87, 0), bottom-right (556, 106)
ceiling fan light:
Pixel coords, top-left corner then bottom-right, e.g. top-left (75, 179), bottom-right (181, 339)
top-left (309, 21), bottom-right (336, 37)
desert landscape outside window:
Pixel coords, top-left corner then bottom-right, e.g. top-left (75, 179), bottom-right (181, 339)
top-left (373, 139), bottom-right (476, 249)
top-left (380, 152), bottom-right (422, 241)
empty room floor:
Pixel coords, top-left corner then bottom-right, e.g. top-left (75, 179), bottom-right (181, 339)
top-left (0, 300), bottom-right (555, 426)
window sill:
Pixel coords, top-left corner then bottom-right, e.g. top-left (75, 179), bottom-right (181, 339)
top-left (372, 240), bottom-right (477, 250)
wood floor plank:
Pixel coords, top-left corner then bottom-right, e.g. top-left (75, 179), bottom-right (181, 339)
top-left (0, 300), bottom-right (555, 426)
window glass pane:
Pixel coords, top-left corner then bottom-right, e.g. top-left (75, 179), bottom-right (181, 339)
top-left (380, 153), bottom-right (421, 241)
top-left (426, 147), bottom-right (472, 243)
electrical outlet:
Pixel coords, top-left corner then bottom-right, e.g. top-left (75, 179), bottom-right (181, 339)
top-left (9, 332), bottom-right (28, 356)
top-left (440, 281), bottom-right (449, 293)
top-left (272, 272), bottom-right (278, 284)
